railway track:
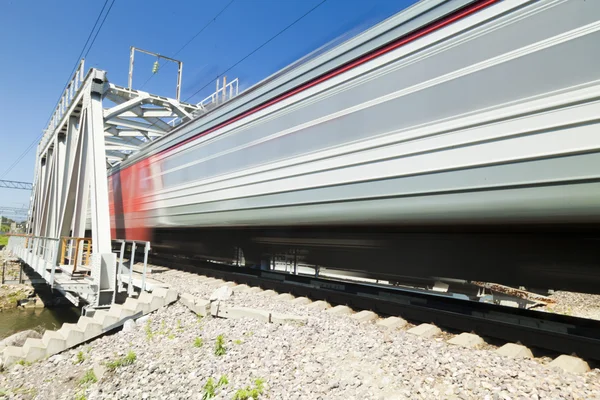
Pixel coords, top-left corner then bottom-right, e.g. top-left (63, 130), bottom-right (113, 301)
top-left (149, 254), bottom-right (600, 363)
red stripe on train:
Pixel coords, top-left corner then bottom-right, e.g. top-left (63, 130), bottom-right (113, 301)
top-left (151, 0), bottom-right (499, 162)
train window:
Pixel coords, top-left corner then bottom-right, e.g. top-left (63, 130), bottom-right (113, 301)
top-left (139, 166), bottom-right (150, 193)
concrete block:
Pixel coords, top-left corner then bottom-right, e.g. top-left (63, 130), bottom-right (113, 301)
top-left (306, 300), bottom-right (331, 310)
top-left (139, 291), bottom-right (164, 312)
top-left (275, 293), bottom-right (295, 301)
top-left (2, 346), bottom-right (24, 367)
top-left (22, 338), bottom-right (46, 362)
top-left (205, 279), bottom-right (226, 287)
top-left (108, 304), bottom-right (136, 320)
top-left (407, 323), bottom-right (441, 338)
top-left (180, 293), bottom-right (196, 309)
top-left (124, 297), bottom-right (148, 314)
top-left (291, 297), bottom-right (312, 305)
top-left (548, 355), bottom-right (590, 374)
top-left (211, 303), bottom-right (270, 322)
top-left (448, 332), bottom-right (484, 348)
top-left (376, 316), bottom-right (407, 330)
top-left (41, 330), bottom-right (66, 356)
top-left (246, 286), bottom-right (263, 293)
top-left (153, 287), bottom-right (178, 304)
top-left (93, 310), bottom-right (120, 329)
top-left (57, 323), bottom-right (85, 348)
top-left (210, 286), bottom-right (233, 301)
top-left (231, 284), bottom-right (250, 293)
top-left (260, 290), bottom-right (278, 297)
top-left (496, 343), bottom-right (533, 359)
top-left (326, 305), bottom-right (353, 315)
top-left (192, 298), bottom-right (211, 317)
top-left (76, 316), bottom-right (103, 340)
top-left (271, 313), bottom-right (307, 325)
top-left (351, 310), bottom-right (378, 323)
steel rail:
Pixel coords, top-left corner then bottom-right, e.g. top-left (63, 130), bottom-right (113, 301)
top-left (150, 254), bottom-right (600, 362)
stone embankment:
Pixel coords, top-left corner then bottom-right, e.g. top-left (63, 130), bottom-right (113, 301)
top-left (0, 252), bottom-right (63, 310)
top-left (1, 267), bottom-right (599, 399)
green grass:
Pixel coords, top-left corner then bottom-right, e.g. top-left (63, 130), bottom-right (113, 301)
top-left (201, 375), bottom-right (228, 400)
top-left (74, 392), bottom-right (87, 400)
top-left (214, 335), bottom-right (226, 356)
top-left (105, 351), bottom-right (137, 371)
top-left (78, 369), bottom-right (97, 386)
top-left (0, 236), bottom-right (8, 247)
top-left (74, 351), bottom-right (86, 365)
top-left (193, 337), bottom-right (203, 348)
top-left (233, 378), bottom-right (266, 400)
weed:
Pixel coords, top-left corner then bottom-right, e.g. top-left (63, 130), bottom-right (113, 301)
top-left (202, 377), bottom-right (216, 400)
top-left (78, 369), bottom-right (97, 386)
top-left (201, 375), bottom-right (228, 400)
top-left (194, 337), bottom-right (203, 348)
top-left (145, 319), bottom-right (155, 340)
top-left (233, 378), bottom-right (266, 400)
top-left (218, 375), bottom-right (228, 387)
top-left (74, 350), bottom-right (86, 364)
top-left (214, 335), bottom-right (226, 356)
top-left (176, 319), bottom-right (184, 332)
top-left (243, 331), bottom-right (254, 337)
top-left (105, 351), bottom-right (137, 371)
top-left (233, 339), bottom-right (242, 345)
top-left (74, 392), bottom-right (87, 400)
top-left (16, 360), bottom-right (32, 367)
top-left (197, 315), bottom-right (203, 324)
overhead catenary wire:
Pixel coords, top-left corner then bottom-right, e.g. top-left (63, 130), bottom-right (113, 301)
top-left (183, 0), bottom-right (328, 103)
top-left (134, 0), bottom-right (328, 135)
top-left (139, 0), bottom-right (237, 91)
top-left (1, 0), bottom-right (116, 179)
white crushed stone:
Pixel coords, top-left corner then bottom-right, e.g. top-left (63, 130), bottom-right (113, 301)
top-left (1, 269), bottom-right (600, 399)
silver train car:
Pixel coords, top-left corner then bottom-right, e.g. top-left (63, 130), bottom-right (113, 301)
top-left (109, 0), bottom-right (600, 293)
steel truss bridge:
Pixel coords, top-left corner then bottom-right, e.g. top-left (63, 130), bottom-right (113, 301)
top-left (6, 57), bottom-right (238, 309)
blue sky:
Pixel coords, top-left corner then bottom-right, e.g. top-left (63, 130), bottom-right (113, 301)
top-left (0, 0), bottom-right (416, 211)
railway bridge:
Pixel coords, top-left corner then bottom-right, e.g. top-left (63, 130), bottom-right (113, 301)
top-left (6, 56), bottom-right (239, 311)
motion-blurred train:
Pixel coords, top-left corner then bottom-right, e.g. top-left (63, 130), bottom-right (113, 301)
top-left (108, 0), bottom-right (600, 294)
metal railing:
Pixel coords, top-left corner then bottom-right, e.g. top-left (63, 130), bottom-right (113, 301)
top-left (113, 239), bottom-right (151, 295)
top-left (7, 234), bottom-right (60, 286)
top-left (41, 60), bottom-right (86, 149)
top-left (168, 77), bottom-right (240, 127)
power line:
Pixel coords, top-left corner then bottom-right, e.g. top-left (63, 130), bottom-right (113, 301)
top-left (184, 0), bottom-right (328, 103)
top-left (1, 0), bottom-right (115, 180)
top-left (83, 0), bottom-right (116, 59)
top-left (139, 0), bottom-right (236, 91)
top-left (135, 0), bottom-right (328, 137)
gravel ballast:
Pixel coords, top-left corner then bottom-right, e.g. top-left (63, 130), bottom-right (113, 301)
top-left (2, 269), bottom-right (600, 399)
